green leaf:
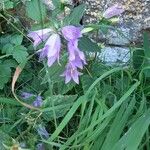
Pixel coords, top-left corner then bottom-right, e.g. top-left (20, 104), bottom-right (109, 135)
top-left (26, 0), bottom-right (46, 22)
top-left (143, 32), bottom-right (150, 77)
top-left (10, 34), bottom-right (23, 45)
top-left (0, 97), bottom-right (21, 106)
top-left (12, 45), bottom-right (28, 63)
top-left (78, 37), bottom-right (101, 52)
top-left (143, 32), bottom-right (150, 58)
top-left (112, 109), bottom-right (150, 150)
top-left (42, 95), bottom-right (77, 121)
top-left (2, 43), bottom-right (14, 54)
top-left (0, 130), bottom-right (11, 150)
top-left (0, 64), bottom-right (11, 89)
top-left (64, 4), bottom-right (86, 25)
top-left (4, 1), bottom-right (14, 9)
top-left (101, 96), bottom-right (136, 150)
top-left (52, 0), bottom-right (61, 8)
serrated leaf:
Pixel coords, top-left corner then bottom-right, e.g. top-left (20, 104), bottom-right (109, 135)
top-left (4, 1), bottom-right (14, 9)
top-left (64, 4), bottom-right (86, 25)
top-left (12, 45), bottom-right (28, 63)
top-left (26, 0), bottom-right (46, 22)
top-left (78, 37), bottom-right (101, 52)
top-left (0, 97), bottom-right (21, 106)
top-left (52, 0), bottom-right (61, 8)
top-left (0, 64), bottom-right (11, 89)
top-left (2, 43), bottom-right (14, 54)
top-left (10, 34), bottom-right (23, 45)
top-left (0, 130), bottom-right (11, 150)
top-left (42, 95), bottom-right (77, 121)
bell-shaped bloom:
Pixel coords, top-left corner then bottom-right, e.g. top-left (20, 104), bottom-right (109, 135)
top-left (68, 40), bottom-right (86, 69)
top-left (61, 63), bottom-right (82, 84)
top-left (61, 25), bottom-right (82, 42)
top-left (36, 143), bottom-right (45, 150)
top-left (21, 92), bottom-right (35, 99)
top-left (40, 34), bottom-right (61, 67)
top-left (103, 4), bottom-right (124, 19)
top-left (37, 125), bottom-right (49, 139)
top-left (27, 28), bottom-right (53, 47)
top-left (33, 95), bottom-right (43, 107)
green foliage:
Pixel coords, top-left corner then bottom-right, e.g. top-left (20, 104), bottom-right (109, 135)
top-left (63, 4), bottom-right (86, 25)
top-left (1, 1), bottom-right (150, 149)
top-left (0, 63), bottom-right (11, 89)
top-left (0, 0), bottom-right (14, 10)
top-left (79, 36), bottom-right (101, 52)
top-left (26, 0), bottom-right (46, 22)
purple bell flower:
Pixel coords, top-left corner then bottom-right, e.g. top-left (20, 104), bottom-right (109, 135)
top-left (103, 4), bottom-right (124, 19)
top-left (37, 125), bottom-right (49, 139)
top-left (36, 143), bottom-right (45, 150)
top-left (39, 33), bottom-right (61, 67)
top-left (61, 25), bottom-right (86, 84)
top-left (27, 28), bottom-right (53, 47)
top-left (61, 25), bottom-right (82, 42)
top-left (68, 40), bottom-right (86, 69)
top-left (61, 63), bottom-right (82, 84)
top-left (33, 95), bottom-right (43, 107)
top-left (21, 92), bottom-right (35, 99)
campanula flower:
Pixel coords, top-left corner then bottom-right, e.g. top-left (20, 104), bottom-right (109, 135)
top-left (21, 92), bottom-right (43, 107)
top-left (33, 95), bottom-right (43, 107)
top-left (103, 4), bottom-right (124, 19)
top-left (61, 63), bottom-right (82, 84)
top-left (27, 28), bottom-right (53, 47)
top-left (36, 143), bottom-right (45, 150)
top-left (61, 25), bottom-right (82, 42)
top-left (68, 40), bottom-right (86, 69)
top-left (28, 25), bottom-right (87, 84)
top-left (37, 125), bottom-right (49, 139)
top-left (38, 34), bottom-right (61, 66)
top-left (21, 92), bottom-right (35, 99)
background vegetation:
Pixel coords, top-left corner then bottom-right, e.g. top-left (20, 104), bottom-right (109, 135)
top-left (0, 0), bottom-right (150, 149)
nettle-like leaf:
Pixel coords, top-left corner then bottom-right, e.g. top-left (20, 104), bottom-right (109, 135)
top-left (0, 64), bottom-right (11, 89)
top-left (26, 0), bottom-right (46, 22)
top-left (1, 34), bottom-right (28, 64)
top-left (78, 36), bottom-right (101, 52)
top-left (0, 59), bottom-right (17, 90)
top-left (1, 0), bottom-right (14, 10)
top-left (2, 43), bottom-right (14, 54)
top-left (10, 34), bottom-right (23, 46)
top-left (12, 45), bottom-right (28, 63)
top-left (42, 95), bottom-right (77, 121)
top-left (63, 4), bottom-right (86, 25)
top-left (0, 130), bottom-right (11, 150)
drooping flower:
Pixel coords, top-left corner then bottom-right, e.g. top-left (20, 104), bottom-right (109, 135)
top-left (61, 25), bottom-right (82, 42)
top-left (36, 143), bottom-right (45, 150)
top-left (103, 4), bottom-right (124, 19)
top-left (21, 92), bottom-right (35, 99)
top-left (33, 95), bottom-right (43, 107)
top-left (37, 125), bottom-right (49, 139)
top-left (21, 92), bottom-right (43, 107)
top-left (68, 40), bottom-right (86, 69)
top-left (61, 63), bottom-right (82, 84)
top-left (61, 25), bottom-right (86, 84)
top-left (39, 34), bottom-right (61, 67)
top-left (27, 28), bottom-right (53, 47)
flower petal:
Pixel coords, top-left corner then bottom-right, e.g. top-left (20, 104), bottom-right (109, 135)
top-left (46, 34), bottom-right (61, 58)
top-left (103, 4), bottom-right (124, 19)
top-left (27, 28), bottom-right (52, 47)
top-left (47, 56), bottom-right (57, 67)
top-left (62, 25), bottom-right (82, 41)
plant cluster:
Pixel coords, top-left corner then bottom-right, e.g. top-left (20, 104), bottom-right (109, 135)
top-left (0, 0), bottom-right (150, 150)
